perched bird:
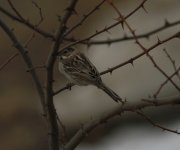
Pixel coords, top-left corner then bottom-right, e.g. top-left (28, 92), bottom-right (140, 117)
top-left (58, 47), bottom-right (123, 103)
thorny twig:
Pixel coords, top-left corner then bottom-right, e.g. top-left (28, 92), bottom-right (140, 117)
top-left (0, 52), bottom-right (18, 72)
top-left (0, 5), bottom-right (54, 39)
top-left (0, 1), bottom-right (180, 150)
top-left (32, 0), bottom-right (44, 26)
top-left (136, 110), bottom-right (180, 135)
top-left (58, 0), bottom-right (148, 53)
top-left (163, 48), bottom-right (180, 80)
top-left (54, 32), bottom-right (179, 95)
top-left (72, 19), bottom-right (180, 45)
top-left (153, 66), bottom-right (180, 98)
top-left (0, 18), bottom-right (46, 116)
top-left (45, 1), bottom-right (79, 150)
top-left (64, 96), bottom-right (180, 150)
top-left (64, 0), bottom-right (106, 36)
top-left (107, 0), bottom-right (180, 93)
top-left (0, 3), bottom-right (44, 74)
top-left (7, 0), bottom-right (24, 20)
top-left (56, 114), bottom-right (68, 145)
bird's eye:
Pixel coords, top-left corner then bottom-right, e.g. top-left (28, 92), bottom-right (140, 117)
top-left (64, 51), bottom-right (68, 54)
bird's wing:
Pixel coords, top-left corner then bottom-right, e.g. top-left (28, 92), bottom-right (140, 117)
top-left (64, 52), bottom-right (101, 83)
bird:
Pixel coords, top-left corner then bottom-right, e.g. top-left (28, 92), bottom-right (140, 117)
top-left (58, 47), bottom-right (123, 103)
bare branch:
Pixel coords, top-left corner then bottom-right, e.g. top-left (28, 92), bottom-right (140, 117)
top-left (163, 48), bottom-right (180, 80)
top-left (7, 0), bottom-right (24, 20)
top-left (78, 19), bottom-right (180, 45)
top-left (154, 66), bottom-right (180, 98)
top-left (32, 0), bottom-right (44, 26)
top-left (0, 23), bottom-right (41, 74)
top-left (136, 110), bottom-right (180, 135)
top-left (0, 52), bottom-right (18, 72)
top-left (45, 1), bottom-right (79, 150)
top-left (0, 5), bottom-right (54, 39)
top-left (50, 0), bottom-right (79, 59)
top-left (54, 32), bottom-right (179, 95)
top-left (0, 18), bottom-right (45, 109)
top-left (107, 0), bottom-right (180, 93)
top-left (56, 114), bottom-right (68, 145)
top-left (65, 96), bottom-right (180, 150)
top-left (58, 0), bottom-right (148, 53)
top-left (64, 0), bottom-right (106, 36)
top-left (53, 83), bottom-right (74, 96)
top-left (1, 1), bottom-right (179, 149)
top-left (26, 65), bottom-right (46, 72)
top-left (0, 31), bottom-right (40, 73)
top-left (24, 32), bottom-right (36, 48)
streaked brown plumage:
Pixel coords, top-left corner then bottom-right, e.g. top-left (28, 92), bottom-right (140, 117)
top-left (58, 47), bottom-right (123, 103)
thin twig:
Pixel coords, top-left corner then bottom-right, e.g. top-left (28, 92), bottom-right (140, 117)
top-left (24, 1), bottom-right (44, 48)
top-left (26, 65), bottom-right (46, 72)
top-left (107, 0), bottom-right (180, 92)
top-left (58, 0), bottom-right (148, 53)
top-left (153, 66), bottom-right (180, 98)
top-left (64, 0), bottom-right (106, 36)
top-left (0, 52), bottom-right (18, 72)
top-left (45, 1), bottom-right (79, 150)
top-left (65, 96), bottom-right (180, 150)
top-left (163, 48), bottom-right (180, 79)
top-left (24, 32), bottom-right (36, 48)
top-left (76, 19), bottom-right (180, 45)
top-left (56, 114), bottom-right (68, 145)
top-left (136, 110), bottom-right (180, 135)
top-left (53, 83), bottom-right (74, 96)
top-left (54, 32), bottom-right (179, 95)
top-left (7, 0), bottom-right (24, 20)
top-left (32, 0), bottom-right (44, 26)
top-left (0, 32), bottom-right (39, 72)
top-left (0, 5), bottom-right (54, 39)
top-left (0, 19), bottom-right (48, 146)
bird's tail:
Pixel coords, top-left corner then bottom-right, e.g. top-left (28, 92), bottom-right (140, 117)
top-left (98, 82), bottom-right (123, 103)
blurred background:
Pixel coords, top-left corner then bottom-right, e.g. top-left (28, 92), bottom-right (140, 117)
top-left (0, 0), bottom-right (180, 150)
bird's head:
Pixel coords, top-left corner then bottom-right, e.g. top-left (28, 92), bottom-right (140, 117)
top-left (58, 47), bottom-right (75, 61)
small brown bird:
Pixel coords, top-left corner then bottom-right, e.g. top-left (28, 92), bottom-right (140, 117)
top-left (58, 47), bottom-right (123, 103)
